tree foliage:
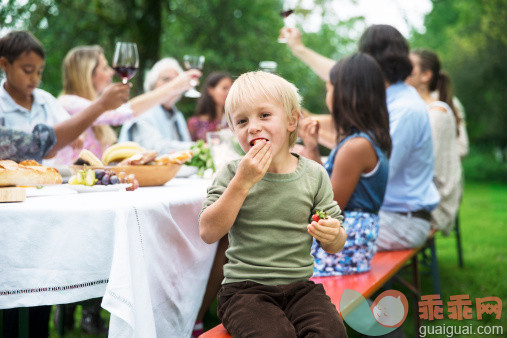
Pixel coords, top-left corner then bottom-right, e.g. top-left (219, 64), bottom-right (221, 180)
top-left (0, 0), bottom-right (360, 119)
top-left (410, 0), bottom-right (507, 146)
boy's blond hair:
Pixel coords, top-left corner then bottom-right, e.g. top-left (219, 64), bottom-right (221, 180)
top-left (225, 71), bottom-right (302, 148)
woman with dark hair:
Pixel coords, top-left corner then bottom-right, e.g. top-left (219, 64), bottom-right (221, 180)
top-left (282, 24), bottom-right (440, 251)
top-left (300, 53), bottom-right (391, 275)
top-left (406, 49), bottom-right (462, 235)
top-left (187, 72), bottom-right (233, 141)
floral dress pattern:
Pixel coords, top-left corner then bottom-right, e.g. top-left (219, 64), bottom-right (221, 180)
top-left (312, 210), bottom-right (380, 276)
top-left (0, 124), bottom-right (56, 162)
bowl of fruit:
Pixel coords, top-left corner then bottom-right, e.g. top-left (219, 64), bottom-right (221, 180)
top-left (70, 144), bottom-right (193, 187)
top-left (108, 164), bottom-right (181, 187)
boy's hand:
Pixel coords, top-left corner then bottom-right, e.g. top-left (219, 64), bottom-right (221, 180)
top-left (308, 217), bottom-right (346, 254)
top-left (70, 134), bottom-right (85, 150)
top-left (98, 83), bottom-right (132, 111)
top-left (235, 140), bottom-right (272, 190)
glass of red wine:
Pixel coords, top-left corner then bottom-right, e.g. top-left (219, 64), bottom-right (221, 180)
top-left (112, 42), bottom-right (139, 84)
top-left (183, 55), bottom-right (205, 98)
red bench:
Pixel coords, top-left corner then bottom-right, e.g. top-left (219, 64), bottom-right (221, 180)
top-left (200, 247), bottom-right (423, 338)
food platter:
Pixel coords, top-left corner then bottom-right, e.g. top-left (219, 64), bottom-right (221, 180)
top-left (65, 183), bottom-right (131, 193)
top-left (69, 164), bottom-right (181, 187)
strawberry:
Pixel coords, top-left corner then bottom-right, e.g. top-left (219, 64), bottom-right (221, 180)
top-left (312, 210), bottom-right (329, 222)
top-left (249, 138), bottom-right (267, 146)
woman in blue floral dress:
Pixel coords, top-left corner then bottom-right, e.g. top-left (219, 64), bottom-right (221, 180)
top-left (299, 53), bottom-right (391, 275)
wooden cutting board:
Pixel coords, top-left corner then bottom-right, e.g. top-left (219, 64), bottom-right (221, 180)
top-left (0, 187), bottom-right (26, 202)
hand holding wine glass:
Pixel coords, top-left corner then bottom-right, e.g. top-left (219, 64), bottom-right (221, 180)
top-left (183, 55), bottom-right (205, 98)
top-left (278, 0), bottom-right (296, 43)
top-left (170, 69), bottom-right (202, 95)
top-left (97, 83), bottom-right (132, 110)
top-left (113, 42), bottom-right (139, 84)
top-left (279, 27), bottom-right (303, 50)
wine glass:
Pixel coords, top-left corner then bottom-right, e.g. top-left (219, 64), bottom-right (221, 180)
top-left (259, 61), bottom-right (277, 74)
top-left (183, 55), bottom-right (205, 98)
top-left (278, 0), bottom-right (297, 43)
top-left (112, 42), bottom-right (139, 84)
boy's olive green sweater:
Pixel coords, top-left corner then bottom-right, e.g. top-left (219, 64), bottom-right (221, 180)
top-left (201, 154), bottom-right (342, 285)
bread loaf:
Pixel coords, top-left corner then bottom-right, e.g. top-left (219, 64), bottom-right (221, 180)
top-left (75, 149), bottom-right (104, 167)
top-left (0, 160), bottom-right (62, 186)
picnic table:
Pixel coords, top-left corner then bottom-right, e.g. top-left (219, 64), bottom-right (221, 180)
top-left (0, 178), bottom-right (217, 337)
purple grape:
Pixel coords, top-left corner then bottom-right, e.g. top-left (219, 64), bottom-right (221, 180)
top-left (102, 174), bottom-right (110, 185)
top-left (110, 175), bottom-right (120, 185)
top-left (95, 179), bottom-right (103, 185)
top-left (95, 169), bottom-right (105, 180)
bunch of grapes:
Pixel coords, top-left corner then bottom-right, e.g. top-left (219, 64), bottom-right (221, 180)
top-left (69, 168), bottom-right (97, 186)
top-left (70, 168), bottom-right (139, 190)
top-left (94, 169), bottom-right (119, 185)
top-left (94, 169), bottom-right (139, 191)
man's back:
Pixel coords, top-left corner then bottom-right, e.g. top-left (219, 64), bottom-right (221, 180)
top-left (382, 82), bottom-right (440, 213)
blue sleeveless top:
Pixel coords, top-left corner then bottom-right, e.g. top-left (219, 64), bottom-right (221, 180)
top-left (324, 131), bottom-right (389, 213)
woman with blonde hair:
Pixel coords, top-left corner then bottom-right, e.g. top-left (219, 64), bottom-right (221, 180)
top-left (53, 45), bottom-right (200, 165)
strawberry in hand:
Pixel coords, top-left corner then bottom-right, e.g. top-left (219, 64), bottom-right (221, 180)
top-left (312, 210), bottom-right (329, 223)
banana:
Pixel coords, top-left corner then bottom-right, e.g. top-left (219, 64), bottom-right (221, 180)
top-left (103, 148), bottom-right (144, 165)
top-left (102, 142), bottom-right (145, 165)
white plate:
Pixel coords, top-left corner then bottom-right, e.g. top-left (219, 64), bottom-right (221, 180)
top-left (176, 165), bottom-right (199, 178)
top-left (65, 183), bottom-right (131, 193)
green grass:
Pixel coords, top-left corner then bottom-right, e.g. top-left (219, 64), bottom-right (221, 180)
top-left (50, 182), bottom-right (507, 337)
top-left (419, 182), bottom-right (506, 334)
top-left (393, 182), bottom-right (507, 337)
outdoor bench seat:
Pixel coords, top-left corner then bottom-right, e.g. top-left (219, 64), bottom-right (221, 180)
top-left (199, 237), bottom-right (433, 338)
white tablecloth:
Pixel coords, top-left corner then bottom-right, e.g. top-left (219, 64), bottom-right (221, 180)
top-left (0, 178), bottom-right (217, 337)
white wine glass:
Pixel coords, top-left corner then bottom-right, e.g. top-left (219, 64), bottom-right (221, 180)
top-left (183, 55), bottom-right (205, 98)
top-left (259, 61), bottom-right (278, 73)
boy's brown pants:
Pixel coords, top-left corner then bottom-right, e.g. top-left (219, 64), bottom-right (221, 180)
top-left (217, 280), bottom-right (348, 337)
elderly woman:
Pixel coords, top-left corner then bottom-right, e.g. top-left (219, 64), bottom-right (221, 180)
top-left (118, 58), bottom-right (195, 153)
top-left (53, 46), bottom-right (200, 165)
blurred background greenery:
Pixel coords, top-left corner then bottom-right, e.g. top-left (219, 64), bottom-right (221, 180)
top-left (1, 0), bottom-right (505, 182)
top-left (1, 1), bottom-right (505, 336)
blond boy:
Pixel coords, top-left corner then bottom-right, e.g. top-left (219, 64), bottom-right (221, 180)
top-left (199, 71), bottom-right (348, 337)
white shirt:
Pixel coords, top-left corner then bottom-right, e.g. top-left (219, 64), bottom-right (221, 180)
top-left (0, 80), bottom-right (70, 131)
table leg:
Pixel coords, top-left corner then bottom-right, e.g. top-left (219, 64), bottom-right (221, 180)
top-left (18, 308), bottom-right (29, 338)
top-left (58, 306), bottom-right (66, 337)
